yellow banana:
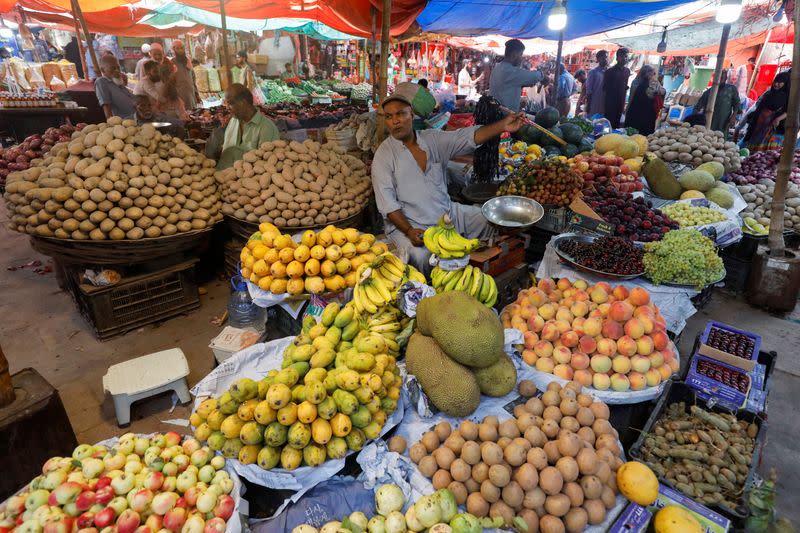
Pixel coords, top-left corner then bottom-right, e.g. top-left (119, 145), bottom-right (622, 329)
top-left (443, 269), bottom-right (461, 291)
top-left (363, 282), bottom-right (385, 307)
top-left (370, 322), bottom-right (401, 333)
top-left (453, 266), bottom-right (470, 291)
top-left (469, 267), bottom-right (484, 296)
top-left (372, 266), bottom-right (399, 288)
top-left (485, 277), bottom-right (498, 307)
top-left (423, 226), bottom-right (441, 254)
top-left (409, 269), bottom-right (426, 284)
top-left (359, 285), bottom-right (379, 314)
top-left (384, 338), bottom-right (400, 352)
top-left (371, 278), bottom-right (393, 304)
top-left (436, 229), bottom-right (465, 253)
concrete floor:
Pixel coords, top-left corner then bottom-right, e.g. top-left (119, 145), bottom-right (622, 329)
top-left (1, 202), bottom-right (798, 524)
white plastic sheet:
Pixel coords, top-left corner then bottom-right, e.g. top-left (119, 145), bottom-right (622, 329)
top-left (537, 238), bottom-right (699, 334)
top-left (190, 339), bottom-right (405, 518)
top-left (661, 197), bottom-right (743, 247)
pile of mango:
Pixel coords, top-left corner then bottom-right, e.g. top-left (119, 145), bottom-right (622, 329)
top-left (190, 302), bottom-right (402, 470)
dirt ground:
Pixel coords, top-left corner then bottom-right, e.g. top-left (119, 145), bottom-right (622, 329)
top-left (2, 201), bottom-right (798, 523)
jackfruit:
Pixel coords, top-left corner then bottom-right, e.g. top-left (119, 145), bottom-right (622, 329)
top-left (406, 333), bottom-right (480, 417)
top-left (642, 156), bottom-right (682, 200)
top-left (678, 170), bottom-right (715, 192)
top-left (473, 353), bottom-right (517, 397)
top-left (416, 292), bottom-right (502, 369)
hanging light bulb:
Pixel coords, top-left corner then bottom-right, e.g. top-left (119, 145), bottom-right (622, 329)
top-left (716, 0), bottom-right (742, 24)
top-left (657, 27), bottom-right (668, 53)
top-left (548, 1), bottom-right (568, 31)
top-left (0, 16), bottom-right (13, 39)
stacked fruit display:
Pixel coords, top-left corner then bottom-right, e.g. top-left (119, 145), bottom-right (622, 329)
top-left (239, 222), bottom-right (387, 295)
top-left (406, 292), bottom-right (512, 417)
top-left (642, 154), bottom-right (735, 208)
top-left (407, 381), bottom-right (628, 533)
top-left (4, 118), bottom-right (222, 239)
top-left (292, 484), bottom-right (497, 533)
top-left (556, 236), bottom-right (644, 276)
top-left (496, 159), bottom-right (584, 207)
top-left (646, 124), bottom-right (741, 172)
top-left (660, 203), bottom-right (727, 227)
top-left (217, 138), bottom-right (371, 227)
top-left (582, 185), bottom-right (679, 242)
top-left (190, 302), bottom-right (402, 470)
top-left (430, 265), bottom-right (498, 307)
top-left (0, 432), bottom-right (236, 533)
top-left (501, 278), bottom-right (677, 392)
top-left (642, 230), bottom-right (724, 288)
top-left (351, 253), bottom-right (426, 315)
top-left (569, 153), bottom-right (643, 193)
top-left (423, 215), bottom-right (480, 259)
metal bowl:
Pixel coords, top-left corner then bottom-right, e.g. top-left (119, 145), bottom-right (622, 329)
top-left (481, 195), bottom-right (544, 229)
top-left (146, 122), bottom-right (173, 129)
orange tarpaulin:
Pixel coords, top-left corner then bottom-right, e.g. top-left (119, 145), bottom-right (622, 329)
top-left (176, 0), bottom-right (425, 37)
top-left (1, 0), bottom-right (128, 13)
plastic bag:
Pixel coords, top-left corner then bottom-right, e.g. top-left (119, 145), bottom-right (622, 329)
top-left (663, 198), bottom-right (743, 247)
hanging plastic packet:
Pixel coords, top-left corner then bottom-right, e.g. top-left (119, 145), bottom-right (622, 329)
top-left (428, 253), bottom-right (470, 271)
top-left (396, 281), bottom-right (435, 318)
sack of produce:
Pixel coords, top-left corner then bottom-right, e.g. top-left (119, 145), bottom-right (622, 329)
top-left (57, 60), bottom-right (78, 83)
top-left (207, 67), bottom-right (221, 92)
top-left (217, 67), bottom-right (228, 91)
top-left (194, 65), bottom-right (210, 93)
top-left (8, 59), bottom-right (31, 90)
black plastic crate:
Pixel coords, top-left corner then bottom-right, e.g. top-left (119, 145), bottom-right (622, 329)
top-left (73, 260), bottom-right (200, 340)
top-left (493, 263), bottom-right (532, 311)
top-left (721, 233), bottom-right (765, 261)
top-left (267, 303), bottom-right (307, 337)
top-left (629, 381), bottom-right (767, 528)
top-left (524, 226), bottom-right (557, 263)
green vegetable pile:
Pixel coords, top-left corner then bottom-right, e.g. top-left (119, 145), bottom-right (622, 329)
top-left (643, 229), bottom-right (724, 288)
top-left (262, 80), bottom-right (301, 104)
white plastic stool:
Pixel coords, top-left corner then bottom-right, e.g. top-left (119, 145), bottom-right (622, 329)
top-left (103, 348), bottom-right (191, 426)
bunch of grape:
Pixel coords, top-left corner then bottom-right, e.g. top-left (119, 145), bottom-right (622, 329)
top-left (661, 203), bottom-right (727, 227)
top-left (643, 229), bottom-right (724, 288)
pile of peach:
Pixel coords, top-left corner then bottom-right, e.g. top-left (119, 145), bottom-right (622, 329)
top-left (501, 278), bottom-right (678, 392)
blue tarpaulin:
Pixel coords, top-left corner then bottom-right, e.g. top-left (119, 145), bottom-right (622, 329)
top-left (417, 0), bottom-right (698, 41)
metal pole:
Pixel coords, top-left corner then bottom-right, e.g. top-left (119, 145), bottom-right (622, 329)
top-left (704, 23), bottom-right (731, 129)
top-left (70, 0), bottom-right (99, 77)
top-left (767, 0), bottom-right (800, 255)
top-left (376, 0), bottom-right (392, 143)
top-left (551, 31), bottom-right (564, 107)
top-left (219, 0), bottom-right (232, 87)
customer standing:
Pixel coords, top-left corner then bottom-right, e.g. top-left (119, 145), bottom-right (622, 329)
top-left (489, 39), bottom-right (543, 111)
top-left (693, 70), bottom-right (740, 137)
top-left (134, 44), bottom-right (151, 81)
top-left (554, 63), bottom-right (577, 117)
top-left (171, 40), bottom-right (198, 110)
top-left (585, 50), bottom-right (609, 117)
top-left (624, 65), bottom-right (665, 135)
top-left (603, 48), bottom-right (630, 128)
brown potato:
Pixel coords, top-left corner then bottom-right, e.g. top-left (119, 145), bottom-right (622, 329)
top-left (432, 447), bottom-right (456, 470)
top-left (518, 380), bottom-right (537, 398)
top-left (539, 515), bottom-right (565, 533)
top-left (526, 447), bottom-right (548, 471)
top-left (562, 481), bottom-right (585, 507)
top-left (488, 464), bottom-right (511, 488)
top-left (515, 463), bottom-right (539, 491)
top-left (481, 442), bottom-right (503, 465)
top-left (434, 421), bottom-right (452, 441)
top-left (432, 469), bottom-right (452, 489)
top-left (478, 423), bottom-right (498, 442)
top-left (555, 456), bottom-right (579, 483)
top-left (418, 455), bottom-right (437, 477)
top-left (450, 458), bottom-right (471, 482)
top-left (480, 480), bottom-right (500, 503)
top-left (544, 493), bottom-right (571, 517)
top-left (388, 436), bottom-right (406, 454)
top-left (448, 481), bottom-right (468, 505)
top-left (539, 467), bottom-right (564, 496)
top-left (564, 507), bottom-right (589, 533)
top-left (471, 462), bottom-right (489, 483)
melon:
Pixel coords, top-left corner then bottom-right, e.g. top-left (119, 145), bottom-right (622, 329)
top-left (705, 185), bottom-right (734, 208)
top-left (630, 134), bottom-right (648, 155)
top-left (696, 161), bottom-right (725, 180)
top-left (594, 133), bottom-right (625, 155)
top-left (680, 190), bottom-right (705, 200)
top-left (616, 138), bottom-right (641, 159)
top-left (678, 170), bottom-right (715, 192)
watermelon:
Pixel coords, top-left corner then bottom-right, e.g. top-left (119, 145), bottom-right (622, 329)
top-left (543, 146), bottom-right (562, 158)
top-left (540, 125), bottom-right (563, 147)
top-left (559, 123), bottom-right (583, 144)
top-left (535, 106), bottom-right (560, 129)
top-left (578, 138), bottom-right (594, 154)
top-left (560, 144), bottom-right (579, 158)
top-left (516, 125), bottom-right (541, 145)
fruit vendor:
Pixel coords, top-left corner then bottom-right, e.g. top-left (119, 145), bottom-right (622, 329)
top-left (209, 83), bottom-right (279, 170)
top-left (373, 83), bottom-right (526, 271)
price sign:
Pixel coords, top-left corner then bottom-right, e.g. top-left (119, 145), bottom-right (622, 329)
top-left (568, 213), bottom-right (613, 236)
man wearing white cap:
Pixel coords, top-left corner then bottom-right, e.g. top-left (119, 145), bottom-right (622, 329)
top-left (372, 82), bottom-right (525, 271)
top-left (134, 43), bottom-right (151, 82)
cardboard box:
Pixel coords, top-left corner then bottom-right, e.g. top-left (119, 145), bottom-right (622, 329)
top-left (608, 503), bottom-right (651, 533)
top-left (648, 484), bottom-right (731, 533)
top-left (208, 326), bottom-right (262, 364)
top-left (686, 355), bottom-right (750, 411)
top-left (699, 321), bottom-right (761, 365)
top-left (247, 53), bottom-right (269, 65)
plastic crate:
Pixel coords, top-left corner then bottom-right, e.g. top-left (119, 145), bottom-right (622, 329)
top-left (523, 226), bottom-right (558, 263)
top-left (629, 381), bottom-right (767, 527)
top-left (537, 205), bottom-right (571, 233)
top-left (73, 260), bottom-right (200, 340)
top-left (722, 255), bottom-right (752, 292)
top-left (492, 263), bottom-right (532, 311)
top-left (686, 355), bottom-right (751, 411)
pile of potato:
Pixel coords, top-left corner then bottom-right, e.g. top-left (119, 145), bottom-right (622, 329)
top-left (647, 124), bottom-right (742, 173)
top-left (407, 380), bottom-right (623, 533)
top-left (737, 180), bottom-right (800, 229)
top-left (3, 117), bottom-right (221, 240)
top-left (217, 139), bottom-right (371, 228)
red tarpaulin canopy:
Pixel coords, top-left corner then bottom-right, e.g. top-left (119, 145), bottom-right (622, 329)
top-left (1, 0), bottom-right (128, 13)
top-left (176, 0), bottom-right (425, 37)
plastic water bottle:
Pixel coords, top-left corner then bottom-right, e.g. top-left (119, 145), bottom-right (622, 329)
top-left (227, 276), bottom-right (266, 331)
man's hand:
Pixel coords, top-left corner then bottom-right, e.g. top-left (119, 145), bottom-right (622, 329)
top-left (406, 228), bottom-right (425, 247)
top-left (501, 112), bottom-right (527, 134)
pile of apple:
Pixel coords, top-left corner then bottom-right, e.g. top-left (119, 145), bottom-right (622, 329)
top-left (501, 278), bottom-right (678, 392)
top-left (0, 432), bottom-right (236, 533)
top-left (570, 154), bottom-right (643, 193)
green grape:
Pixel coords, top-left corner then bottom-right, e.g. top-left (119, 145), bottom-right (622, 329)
top-left (662, 203), bottom-right (727, 227)
top-left (643, 230), bottom-right (724, 288)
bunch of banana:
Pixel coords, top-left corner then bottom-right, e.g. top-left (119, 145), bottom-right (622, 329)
top-left (352, 253), bottom-right (426, 315)
top-left (365, 306), bottom-right (405, 357)
top-left (423, 215), bottom-right (480, 259)
top-left (430, 265), bottom-right (498, 307)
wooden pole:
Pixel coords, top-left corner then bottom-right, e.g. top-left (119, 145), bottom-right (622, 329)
top-left (69, 11), bottom-right (89, 80)
top-left (70, 0), bottom-right (99, 78)
top-left (704, 23), bottom-right (731, 129)
top-left (370, 6), bottom-right (377, 100)
top-left (0, 344), bottom-right (14, 407)
top-left (767, 0), bottom-right (800, 255)
top-left (219, 0), bottom-right (232, 87)
top-left (376, 0), bottom-right (392, 143)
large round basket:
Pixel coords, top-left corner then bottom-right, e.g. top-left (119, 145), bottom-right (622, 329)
top-left (30, 228), bottom-right (215, 265)
top-left (225, 208), bottom-right (366, 241)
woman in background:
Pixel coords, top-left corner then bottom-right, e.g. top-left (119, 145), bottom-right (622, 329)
top-left (737, 70), bottom-right (791, 152)
top-left (624, 65), bottom-right (665, 135)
